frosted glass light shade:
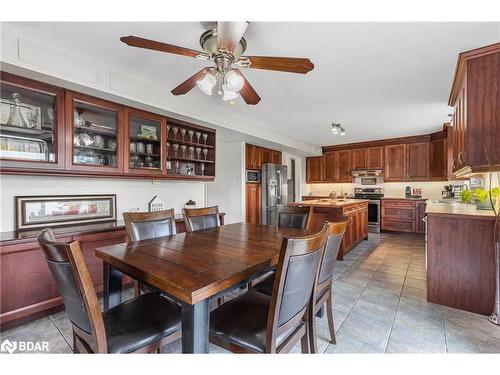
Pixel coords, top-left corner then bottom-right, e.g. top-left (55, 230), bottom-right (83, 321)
top-left (222, 85), bottom-right (239, 101)
top-left (225, 70), bottom-right (244, 92)
top-left (196, 72), bottom-right (216, 95)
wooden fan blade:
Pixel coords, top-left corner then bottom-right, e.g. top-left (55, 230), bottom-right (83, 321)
top-left (217, 22), bottom-right (249, 53)
top-left (234, 69), bottom-right (261, 105)
top-left (239, 56), bottom-right (314, 74)
top-left (121, 36), bottom-right (203, 58)
top-left (171, 68), bottom-right (210, 96)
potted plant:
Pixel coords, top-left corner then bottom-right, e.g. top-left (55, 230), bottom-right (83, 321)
top-left (460, 189), bottom-right (473, 204)
top-left (473, 187), bottom-right (499, 210)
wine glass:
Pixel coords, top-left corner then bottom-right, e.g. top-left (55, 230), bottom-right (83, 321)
top-left (180, 145), bottom-right (187, 158)
top-left (202, 133), bottom-right (208, 145)
top-left (188, 146), bottom-right (195, 159)
top-left (175, 160), bottom-right (180, 175)
top-left (166, 124), bottom-right (170, 138)
top-left (188, 130), bottom-right (194, 143)
top-left (172, 126), bottom-right (178, 140)
top-left (201, 163), bottom-right (205, 176)
top-left (173, 143), bottom-right (179, 158)
top-left (195, 147), bottom-right (201, 160)
top-left (180, 128), bottom-right (186, 142)
top-left (166, 142), bottom-right (170, 156)
top-left (195, 131), bottom-right (201, 144)
top-left (202, 148), bottom-right (208, 160)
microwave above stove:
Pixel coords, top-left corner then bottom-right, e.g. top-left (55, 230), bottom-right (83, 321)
top-left (246, 170), bottom-right (261, 183)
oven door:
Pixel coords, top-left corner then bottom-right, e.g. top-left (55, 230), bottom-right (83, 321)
top-left (367, 200), bottom-right (381, 233)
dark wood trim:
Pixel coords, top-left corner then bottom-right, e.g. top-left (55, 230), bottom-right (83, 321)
top-left (321, 134), bottom-right (430, 153)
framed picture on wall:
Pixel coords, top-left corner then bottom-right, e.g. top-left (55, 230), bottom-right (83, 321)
top-left (15, 194), bottom-right (116, 231)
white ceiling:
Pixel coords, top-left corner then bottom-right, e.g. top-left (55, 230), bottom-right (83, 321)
top-left (4, 22), bottom-right (500, 147)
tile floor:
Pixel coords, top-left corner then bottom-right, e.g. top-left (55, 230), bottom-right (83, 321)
top-left (2, 232), bottom-right (499, 354)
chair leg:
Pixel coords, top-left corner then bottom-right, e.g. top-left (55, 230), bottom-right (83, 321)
top-left (308, 307), bottom-right (318, 354)
top-left (301, 331), bottom-right (309, 354)
top-left (72, 332), bottom-right (80, 354)
top-left (326, 295), bottom-right (336, 344)
top-left (133, 280), bottom-right (141, 297)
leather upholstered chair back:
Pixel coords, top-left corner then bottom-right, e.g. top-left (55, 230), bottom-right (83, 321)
top-left (182, 206), bottom-right (220, 232)
top-left (123, 209), bottom-right (176, 242)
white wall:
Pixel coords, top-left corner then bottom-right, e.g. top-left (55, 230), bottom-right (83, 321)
top-left (304, 181), bottom-right (466, 199)
top-left (206, 139), bottom-right (245, 224)
top-left (0, 175), bottom-right (205, 232)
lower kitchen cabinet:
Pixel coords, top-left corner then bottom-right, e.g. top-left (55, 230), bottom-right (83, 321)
top-left (381, 198), bottom-right (426, 234)
top-left (245, 183), bottom-right (262, 224)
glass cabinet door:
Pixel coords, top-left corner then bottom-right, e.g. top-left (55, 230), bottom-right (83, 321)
top-left (69, 93), bottom-right (122, 172)
top-left (0, 76), bottom-right (62, 168)
top-left (126, 110), bottom-right (164, 174)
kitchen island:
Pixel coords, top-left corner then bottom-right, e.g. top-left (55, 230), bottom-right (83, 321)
top-left (289, 199), bottom-right (369, 260)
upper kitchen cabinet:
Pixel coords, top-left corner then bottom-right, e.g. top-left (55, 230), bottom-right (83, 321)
top-left (124, 108), bottom-right (166, 176)
top-left (0, 72), bottom-right (65, 170)
top-left (335, 149), bottom-right (352, 182)
top-left (352, 148), bottom-right (367, 170)
top-left (262, 147), bottom-right (282, 165)
top-left (384, 144), bottom-right (406, 181)
top-left (449, 42), bottom-right (500, 176)
top-left (429, 126), bottom-right (448, 181)
top-left (246, 144), bottom-right (262, 170)
top-left (406, 141), bottom-right (429, 181)
top-left (366, 146), bottom-right (383, 169)
top-left (65, 91), bottom-right (124, 174)
top-left (323, 152), bottom-right (336, 181)
top-left (306, 156), bottom-right (324, 183)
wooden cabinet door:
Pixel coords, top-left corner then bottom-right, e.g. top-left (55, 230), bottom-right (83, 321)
top-left (407, 141), bottom-right (429, 180)
top-left (367, 146), bottom-right (383, 169)
top-left (261, 148), bottom-right (273, 164)
top-left (245, 144), bottom-right (262, 170)
top-left (306, 156), bottom-right (324, 183)
top-left (245, 183), bottom-right (261, 224)
top-left (430, 138), bottom-right (447, 181)
top-left (323, 152), bottom-right (336, 182)
top-left (271, 150), bottom-right (282, 164)
top-left (416, 201), bottom-right (426, 234)
top-left (359, 207), bottom-right (368, 239)
top-left (335, 149), bottom-right (352, 182)
top-left (352, 148), bottom-right (367, 170)
top-left (384, 144), bottom-right (406, 181)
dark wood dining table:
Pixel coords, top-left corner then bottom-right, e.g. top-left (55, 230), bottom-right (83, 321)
top-left (95, 222), bottom-right (308, 353)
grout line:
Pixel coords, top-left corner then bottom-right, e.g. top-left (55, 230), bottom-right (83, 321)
top-left (48, 315), bottom-right (72, 351)
top-left (442, 307), bottom-right (449, 353)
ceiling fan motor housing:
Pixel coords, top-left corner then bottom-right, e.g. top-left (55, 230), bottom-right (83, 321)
top-left (199, 29), bottom-right (247, 60)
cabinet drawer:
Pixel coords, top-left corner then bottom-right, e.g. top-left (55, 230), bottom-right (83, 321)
top-left (383, 207), bottom-right (415, 220)
top-left (382, 219), bottom-right (415, 233)
top-left (343, 206), bottom-right (357, 214)
top-left (383, 200), bottom-right (414, 208)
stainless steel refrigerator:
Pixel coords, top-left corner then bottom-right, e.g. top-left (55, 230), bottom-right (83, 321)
top-left (261, 163), bottom-right (288, 225)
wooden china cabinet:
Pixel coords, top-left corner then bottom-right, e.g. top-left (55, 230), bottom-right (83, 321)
top-left (0, 72), bottom-right (216, 181)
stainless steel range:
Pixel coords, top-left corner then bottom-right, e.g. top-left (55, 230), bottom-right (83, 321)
top-left (354, 187), bottom-right (384, 233)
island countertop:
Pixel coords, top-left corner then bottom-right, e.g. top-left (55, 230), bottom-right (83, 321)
top-left (289, 198), bottom-right (369, 208)
top-left (425, 201), bottom-right (497, 219)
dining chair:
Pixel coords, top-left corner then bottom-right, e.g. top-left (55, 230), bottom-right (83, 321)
top-left (209, 223), bottom-right (330, 353)
top-left (38, 228), bottom-right (181, 353)
top-left (252, 219), bottom-right (348, 353)
top-left (276, 205), bottom-right (312, 230)
top-left (123, 209), bottom-right (177, 296)
top-left (182, 205), bottom-right (220, 232)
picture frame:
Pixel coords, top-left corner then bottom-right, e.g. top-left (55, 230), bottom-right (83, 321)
top-left (15, 194), bottom-right (116, 231)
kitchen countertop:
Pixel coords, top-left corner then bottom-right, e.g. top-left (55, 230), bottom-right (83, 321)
top-left (425, 201), bottom-right (498, 219)
top-left (381, 197), bottom-right (428, 201)
top-left (290, 198), bottom-right (369, 208)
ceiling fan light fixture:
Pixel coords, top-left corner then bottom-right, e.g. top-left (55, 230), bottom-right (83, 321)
top-left (196, 71), bottom-right (216, 95)
top-left (225, 69), bottom-right (244, 92)
top-left (222, 85), bottom-right (239, 101)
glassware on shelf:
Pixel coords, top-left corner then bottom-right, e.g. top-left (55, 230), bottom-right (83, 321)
top-left (93, 134), bottom-right (104, 149)
top-left (195, 147), bottom-right (201, 160)
top-left (137, 142), bottom-right (145, 154)
top-left (73, 110), bottom-right (86, 127)
top-left (195, 131), bottom-right (201, 144)
top-left (188, 130), bottom-right (194, 143)
top-left (188, 146), bottom-right (195, 159)
top-left (166, 142), bottom-right (170, 156)
top-left (175, 160), bottom-right (180, 175)
top-left (173, 143), bottom-right (179, 158)
top-left (7, 93), bottom-right (28, 128)
top-left (180, 128), bottom-right (187, 142)
top-left (146, 143), bottom-right (153, 155)
top-left (166, 124), bottom-right (170, 137)
top-left (77, 132), bottom-right (93, 147)
top-left (172, 126), bottom-right (179, 140)
top-left (108, 139), bottom-right (117, 151)
top-left (180, 145), bottom-right (187, 158)
top-left (202, 133), bottom-right (208, 145)
top-left (145, 156), bottom-right (153, 168)
top-left (201, 163), bottom-right (205, 176)
top-left (27, 107), bottom-right (41, 130)
top-left (130, 142), bottom-right (137, 154)
top-left (202, 148), bottom-right (208, 160)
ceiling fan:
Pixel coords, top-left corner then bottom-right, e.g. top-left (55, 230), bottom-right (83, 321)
top-left (120, 22), bottom-right (314, 105)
